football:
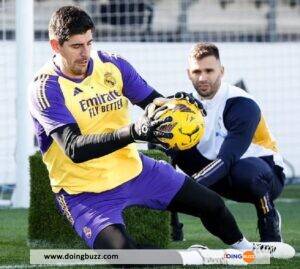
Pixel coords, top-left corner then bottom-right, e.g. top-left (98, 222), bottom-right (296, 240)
top-left (155, 98), bottom-right (205, 150)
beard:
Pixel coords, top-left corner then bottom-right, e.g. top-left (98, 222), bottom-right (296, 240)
top-left (70, 62), bottom-right (88, 76)
top-left (71, 67), bottom-right (86, 76)
top-left (59, 55), bottom-right (89, 77)
top-left (193, 76), bottom-right (222, 99)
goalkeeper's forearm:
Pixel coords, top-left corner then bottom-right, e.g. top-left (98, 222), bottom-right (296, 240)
top-left (51, 123), bottom-right (134, 163)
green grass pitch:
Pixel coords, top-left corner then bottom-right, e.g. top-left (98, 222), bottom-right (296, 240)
top-left (1, 184), bottom-right (300, 268)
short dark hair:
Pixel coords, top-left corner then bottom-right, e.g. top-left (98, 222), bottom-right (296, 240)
top-left (189, 43), bottom-right (220, 61)
top-left (48, 6), bottom-right (95, 45)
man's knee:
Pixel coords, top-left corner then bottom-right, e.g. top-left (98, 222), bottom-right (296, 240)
top-left (93, 224), bottom-right (136, 249)
top-left (230, 158), bottom-right (275, 198)
top-left (168, 177), bottom-right (226, 217)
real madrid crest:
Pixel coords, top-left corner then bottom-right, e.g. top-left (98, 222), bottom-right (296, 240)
top-left (104, 72), bottom-right (116, 87)
top-left (83, 226), bottom-right (92, 239)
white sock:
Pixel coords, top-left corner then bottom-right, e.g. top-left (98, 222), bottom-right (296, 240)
top-left (231, 237), bottom-right (253, 250)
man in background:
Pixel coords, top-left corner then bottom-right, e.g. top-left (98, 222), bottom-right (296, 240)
top-left (169, 43), bottom-right (285, 242)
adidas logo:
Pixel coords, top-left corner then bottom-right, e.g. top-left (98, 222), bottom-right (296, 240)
top-left (73, 87), bottom-right (83, 96)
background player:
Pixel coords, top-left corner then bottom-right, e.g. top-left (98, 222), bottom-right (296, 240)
top-left (168, 43), bottom-right (285, 242)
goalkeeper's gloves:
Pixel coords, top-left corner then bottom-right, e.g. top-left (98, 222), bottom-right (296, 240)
top-left (174, 91), bottom-right (207, 116)
top-left (152, 92), bottom-right (206, 117)
top-left (130, 103), bottom-right (173, 144)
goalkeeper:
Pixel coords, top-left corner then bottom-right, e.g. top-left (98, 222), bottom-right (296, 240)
top-left (29, 6), bottom-right (280, 252)
top-left (166, 43), bottom-right (285, 242)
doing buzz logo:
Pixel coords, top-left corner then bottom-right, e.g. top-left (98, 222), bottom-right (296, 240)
top-left (104, 72), bottom-right (116, 88)
top-left (223, 250), bottom-right (256, 264)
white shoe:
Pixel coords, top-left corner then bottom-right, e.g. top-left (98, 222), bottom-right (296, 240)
top-left (188, 244), bottom-right (208, 250)
top-left (186, 245), bottom-right (231, 265)
top-left (186, 246), bottom-right (249, 265)
top-left (252, 242), bottom-right (295, 259)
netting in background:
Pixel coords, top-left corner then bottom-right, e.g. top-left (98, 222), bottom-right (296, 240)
top-left (30, 0), bottom-right (300, 42)
top-left (0, 0), bottom-right (300, 204)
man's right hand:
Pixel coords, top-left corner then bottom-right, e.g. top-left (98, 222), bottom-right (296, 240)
top-left (130, 103), bottom-right (173, 145)
top-left (152, 92), bottom-right (207, 117)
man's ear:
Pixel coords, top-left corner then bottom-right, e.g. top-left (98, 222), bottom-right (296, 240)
top-left (221, 65), bottom-right (225, 77)
top-left (50, 39), bottom-right (60, 53)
